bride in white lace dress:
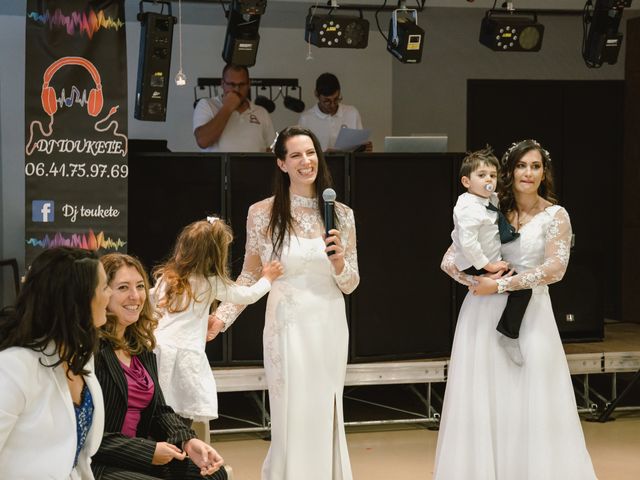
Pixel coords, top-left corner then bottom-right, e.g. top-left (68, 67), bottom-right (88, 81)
top-left (434, 140), bottom-right (597, 480)
top-left (209, 127), bottom-right (359, 480)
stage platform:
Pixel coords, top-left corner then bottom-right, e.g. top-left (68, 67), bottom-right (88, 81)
top-left (209, 322), bottom-right (640, 434)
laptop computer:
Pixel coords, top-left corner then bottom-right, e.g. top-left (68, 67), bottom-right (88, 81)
top-left (383, 134), bottom-right (448, 153)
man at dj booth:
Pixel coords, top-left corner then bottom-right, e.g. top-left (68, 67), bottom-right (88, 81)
top-left (298, 72), bottom-right (372, 152)
top-left (193, 63), bottom-right (275, 152)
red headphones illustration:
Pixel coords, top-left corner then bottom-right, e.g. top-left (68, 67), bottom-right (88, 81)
top-left (41, 56), bottom-right (103, 117)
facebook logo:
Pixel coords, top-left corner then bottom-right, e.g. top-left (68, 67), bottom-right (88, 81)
top-left (32, 200), bottom-right (55, 222)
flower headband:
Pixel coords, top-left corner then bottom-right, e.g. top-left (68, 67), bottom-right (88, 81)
top-left (206, 216), bottom-right (219, 224)
top-left (504, 139), bottom-right (551, 163)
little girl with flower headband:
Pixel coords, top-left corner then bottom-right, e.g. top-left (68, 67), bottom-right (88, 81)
top-left (151, 218), bottom-right (283, 423)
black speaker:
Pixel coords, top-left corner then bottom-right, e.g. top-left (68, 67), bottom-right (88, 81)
top-left (222, 5), bottom-right (262, 67)
top-left (225, 155), bottom-right (274, 364)
top-left (349, 153), bottom-right (458, 361)
top-left (135, 3), bottom-right (175, 121)
top-left (551, 253), bottom-right (604, 342)
top-left (128, 152), bottom-right (225, 362)
top-left (128, 154), bottom-right (224, 272)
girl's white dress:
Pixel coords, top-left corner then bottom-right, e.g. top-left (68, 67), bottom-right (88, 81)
top-left (153, 274), bottom-right (271, 421)
top-left (434, 205), bottom-right (597, 480)
top-left (216, 194), bottom-right (360, 480)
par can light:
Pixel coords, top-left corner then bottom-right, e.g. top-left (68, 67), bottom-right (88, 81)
top-left (305, 14), bottom-right (369, 49)
top-left (479, 10), bottom-right (544, 52)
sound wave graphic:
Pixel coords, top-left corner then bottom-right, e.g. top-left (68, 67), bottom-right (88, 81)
top-left (57, 86), bottom-right (89, 108)
top-left (27, 8), bottom-right (124, 39)
top-left (26, 229), bottom-right (127, 251)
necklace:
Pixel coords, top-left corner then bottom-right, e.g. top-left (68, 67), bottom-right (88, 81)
top-left (516, 197), bottom-right (541, 227)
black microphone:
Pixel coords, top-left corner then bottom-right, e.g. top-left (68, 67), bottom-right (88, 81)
top-left (322, 188), bottom-right (336, 256)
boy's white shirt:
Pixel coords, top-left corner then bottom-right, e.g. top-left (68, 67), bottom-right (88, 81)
top-left (451, 192), bottom-right (502, 270)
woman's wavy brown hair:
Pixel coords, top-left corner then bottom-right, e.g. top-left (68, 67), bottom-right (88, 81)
top-left (153, 219), bottom-right (233, 313)
top-left (498, 139), bottom-right (557, 216)
top-left (100, 253), bottom-right (158, 354)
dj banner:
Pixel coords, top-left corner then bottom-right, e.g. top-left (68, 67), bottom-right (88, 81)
top-left (24, 0), bottom-right (128, 266)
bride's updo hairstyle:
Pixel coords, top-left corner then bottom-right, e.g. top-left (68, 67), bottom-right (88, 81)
top-left (269, 126), bottom-right (336, 257)
top-left (498, 139), bottom-right (557, 216)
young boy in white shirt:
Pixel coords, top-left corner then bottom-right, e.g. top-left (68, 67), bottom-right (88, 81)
top-left (451, 148), bottom-right (530, 362)
top-left (451, 148), bottom-right (511, 276)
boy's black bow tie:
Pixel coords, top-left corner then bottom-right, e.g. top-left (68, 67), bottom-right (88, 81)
top-left (486, 203), bottom-right (520, 244)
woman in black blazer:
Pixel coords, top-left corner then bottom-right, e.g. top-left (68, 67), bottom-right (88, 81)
top-left (92, 253), bottom-right (229, 480)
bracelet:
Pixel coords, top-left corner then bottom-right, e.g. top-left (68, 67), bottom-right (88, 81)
top-left (496, 278), bottom-right (509, 295)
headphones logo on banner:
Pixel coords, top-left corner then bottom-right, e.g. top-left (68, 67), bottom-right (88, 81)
top-left (26, 56), bottom-right (128, 157)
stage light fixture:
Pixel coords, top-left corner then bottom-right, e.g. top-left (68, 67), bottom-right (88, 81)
top-left (222, 0), bottom-right (266, 67)
top-left (305, 12), bottom-right (370, 49)
top-left (234, 0), bottom-right (267, 16)
top-left (135, 0), bottom-right (176, 121)
top-left (254, 86), bottom-right (275, 113)
top-left (195, 77), bottom-right (302, 113)
top-left (387, 8), bottom-right (424, 64)
top-left (479, 10), bottom-right (544, 52)
top-left (283, 87), bottom-right (305, 113)
top-left (582, 0), bottom-right (632, 68)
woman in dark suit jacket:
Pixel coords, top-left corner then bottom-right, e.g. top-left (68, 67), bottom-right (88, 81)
top-left (92, 253), bottom-right (229, 480)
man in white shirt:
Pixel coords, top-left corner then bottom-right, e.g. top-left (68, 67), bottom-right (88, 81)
top-left (193, 64), bottom-right (275, 152)
top-left (298, 73), bottom-right (371, 152)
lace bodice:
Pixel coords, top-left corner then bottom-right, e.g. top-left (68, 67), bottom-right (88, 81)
top-left (441, 205), bottom-right (572, 292)
top-left (216, 194), bottom-right (359, 328)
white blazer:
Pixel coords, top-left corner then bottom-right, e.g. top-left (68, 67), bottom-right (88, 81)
top-left (0, 345), bottom-right (104, 479)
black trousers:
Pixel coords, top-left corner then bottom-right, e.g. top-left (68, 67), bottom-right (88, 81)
top-left (464, 266), bottom-right (532, 339)
top-left (94, 461), bottom-right (228, 480)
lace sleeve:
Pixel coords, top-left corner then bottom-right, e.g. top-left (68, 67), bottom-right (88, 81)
top-left (332, 206), bottom-right (359, 294)
top-left (215, 202), bottom-right (267, 331)
top-left (441, 244), bottom-right (476, 287)
top-left (500, 207), bottom-right (572, 292)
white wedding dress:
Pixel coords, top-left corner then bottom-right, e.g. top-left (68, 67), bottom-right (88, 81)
top-left (216, 193), bottom-right (359, 480)
top-left (434, 205), bottom-right (597, 480)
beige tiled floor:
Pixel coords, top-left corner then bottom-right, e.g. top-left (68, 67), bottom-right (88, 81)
top-left (212, 414), bottom-right (640, 480)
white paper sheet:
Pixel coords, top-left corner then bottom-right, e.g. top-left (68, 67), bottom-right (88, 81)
top-left (333, 127), bottom-right (371, 151)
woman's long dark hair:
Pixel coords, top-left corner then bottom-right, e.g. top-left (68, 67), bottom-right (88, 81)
top-left (269, 126), bottom-right (336, 257)
top-left (498, 139), bottom-right (557, 216)
top-left (0, 247), bottom-right (100, 376)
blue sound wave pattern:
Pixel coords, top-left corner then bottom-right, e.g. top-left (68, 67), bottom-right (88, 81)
top-left (56, 86), bottom-right (90, 108)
